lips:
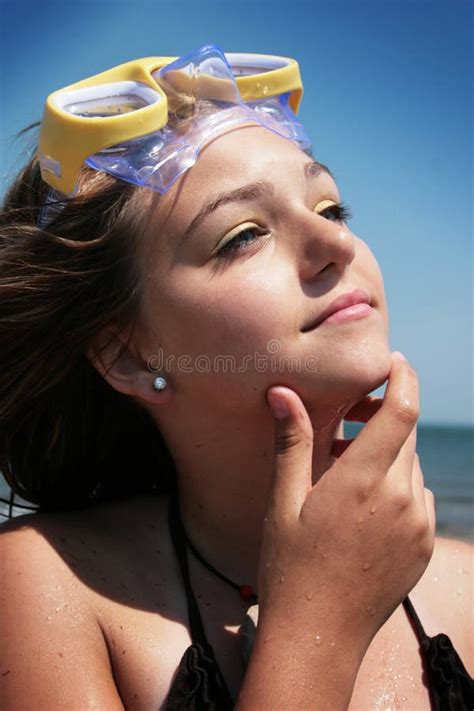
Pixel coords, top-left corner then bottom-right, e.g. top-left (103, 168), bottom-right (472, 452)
top-left (301, 288), bottom-right (372, 332)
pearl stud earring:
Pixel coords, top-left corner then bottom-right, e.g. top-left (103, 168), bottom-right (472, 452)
top-left (153, 376), bottom-right (167, 391)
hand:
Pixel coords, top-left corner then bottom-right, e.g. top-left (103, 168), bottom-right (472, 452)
top-left (258, 351), bottom-right (435, 654)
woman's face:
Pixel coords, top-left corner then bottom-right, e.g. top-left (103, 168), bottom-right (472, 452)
top-left (135, 125), bottom-right (391, 418)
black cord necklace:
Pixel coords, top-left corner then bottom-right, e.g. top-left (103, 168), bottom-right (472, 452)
top-left (177, 501), bottom-right (258, 605)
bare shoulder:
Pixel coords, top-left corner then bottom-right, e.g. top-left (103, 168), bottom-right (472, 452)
top-left (431, 535), bottom-right (472, 571)
top-left (409, 535), bottom-right (473, 674)
top-left (417, 535), bottom-right (473, 602)
top-left (0, 508), bottom-right (90, 594)
top-left (1, 494), bottom-right (188, 710)
top-left (0, 493), bottom-right (174, 603)
top-left (0, 505), bottom-right (140, 710)
top-left (0, 503), bottom-right (117, 596)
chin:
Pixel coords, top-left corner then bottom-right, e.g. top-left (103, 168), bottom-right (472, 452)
top-left (342, 337), bottom-right (391, 390)
top-left (295, 336), bottom-right (392, 421)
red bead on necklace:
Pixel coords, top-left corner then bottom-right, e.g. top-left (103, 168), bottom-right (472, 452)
top-left (239, 584), bottom-right (256, 602)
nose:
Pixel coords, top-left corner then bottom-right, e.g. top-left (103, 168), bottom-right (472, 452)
top-left (295, 209), bottom-right (356, 282)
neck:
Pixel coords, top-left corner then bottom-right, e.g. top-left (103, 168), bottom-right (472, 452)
top-left (154, 393), bottom-right (346, 593)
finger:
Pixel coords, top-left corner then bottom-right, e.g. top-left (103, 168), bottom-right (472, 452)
top-left (410, 454), bottom-right (436, 539)
top-left (387, 421), bottom-right (417, 482)
top-left (338, 352), bottom-right (419, 477)
top-left (424, 488), bottom-right (436, 537)
top-left (344, 396), bottom-right (383, 423)
top-left (338, 397), bottom-right (383, 460)
top-left (332, 421), bottom-right (412, 462)
top-left (409, 452), bottom-right (425, 503)
top-left (266, 386), bottom-right (314, 520)
top-left (331, 438), bottom-right (354, 458)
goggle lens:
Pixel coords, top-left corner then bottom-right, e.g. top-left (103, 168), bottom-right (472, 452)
top-left (63, 94), bottom-right (150, 118)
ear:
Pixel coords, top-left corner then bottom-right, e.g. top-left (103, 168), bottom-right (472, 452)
top-left (86, 327), bottom-right (172, 406)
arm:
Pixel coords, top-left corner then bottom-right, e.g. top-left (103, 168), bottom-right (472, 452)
top-left (236, 616), bottom-right (365, 710)
top-left (237, 353), bottom-right (435, 709)
top-left (0, 519), bottom-right (125, 711)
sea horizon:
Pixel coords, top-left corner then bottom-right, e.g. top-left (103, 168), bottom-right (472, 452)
top-left (1, 422), bottom-right (472, 541)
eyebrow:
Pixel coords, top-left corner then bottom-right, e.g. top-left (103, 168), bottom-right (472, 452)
top-left (181, 159), bottom-right (334, 240)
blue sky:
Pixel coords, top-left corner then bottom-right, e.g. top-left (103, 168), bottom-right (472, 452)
top-left (1, 0), bottom-right (472, 425)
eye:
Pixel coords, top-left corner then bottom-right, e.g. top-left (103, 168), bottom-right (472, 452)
top-left (316, 200), bottom-right (353, 223)
top-left (215, 224), bottom-right (267, 260)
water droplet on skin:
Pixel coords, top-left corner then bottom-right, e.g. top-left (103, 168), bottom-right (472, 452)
top-left (279, 575), bottom-right (284, 583)
top-left (370, 505), bottom-right (377, 514)
top-left (456, 588), bottom-right (462, 596)
top-left (315, 635), bottom-right (322, 646)
top-left (47, 616), bottom-right (52, 620)
top-left (322, 552), bottom-right (327, 560)
top-left (264, 635), bottom-right (272, 643)
top-left (434, 576), bottom-right (439, 582)
top-left (330, 641), bottom-right (335, 647)
top-left (356, 516), bottom-right (364, 525)
top-left (266, 561), bottom-right (271, 568)
top-left (362, 562), bottom-right (371, 571)
top-left (305, 590), bottom-right (315, 601)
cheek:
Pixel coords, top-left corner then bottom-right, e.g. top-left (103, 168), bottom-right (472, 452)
top-left (197, 278), bottom-right (290, 355)
top-left (354, 237), bottom-right (388, 320)
top-left (148, 266), bottom-right (291, 359)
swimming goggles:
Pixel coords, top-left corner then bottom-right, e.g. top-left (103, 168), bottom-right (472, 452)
top-left (37, 44), bottom-right (312, 226)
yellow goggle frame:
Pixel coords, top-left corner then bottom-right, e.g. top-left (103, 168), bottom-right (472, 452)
top-left (38, 52), bottom-right (304, 194)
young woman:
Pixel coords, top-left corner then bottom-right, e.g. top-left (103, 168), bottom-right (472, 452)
top-left (1, 46), bottom-right (472, 710)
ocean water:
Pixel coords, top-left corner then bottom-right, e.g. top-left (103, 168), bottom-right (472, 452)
top-left (1, 424), bottom-right (473, 540)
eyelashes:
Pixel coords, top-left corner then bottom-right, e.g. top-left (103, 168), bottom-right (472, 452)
top-left (320, 201), bottom-right (352, 224)
top-left (216, 225), bottom-right (267, 260)
top-left (216, 200), bottom-right (353, 260)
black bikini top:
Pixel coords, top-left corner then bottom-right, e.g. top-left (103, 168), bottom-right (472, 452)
top-left (164, 494), bottom-right (474, 711)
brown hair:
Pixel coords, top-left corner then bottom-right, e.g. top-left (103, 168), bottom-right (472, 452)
top-left (0, 125), bottom-right (175, 514)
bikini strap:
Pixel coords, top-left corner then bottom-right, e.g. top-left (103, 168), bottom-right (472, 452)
top-left (167, 491), bottom-right (209, 645)
top-left (402, 595), bottom-right (430, 644)
top-left (168, 499), bottom-right (428, 657)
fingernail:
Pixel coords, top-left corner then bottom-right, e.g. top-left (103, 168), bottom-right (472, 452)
top-left (393, 351), bottom-right (408, 362)
top-left (267, 391), bottom-right (290, 420)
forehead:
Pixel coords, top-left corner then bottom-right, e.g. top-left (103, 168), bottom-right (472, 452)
top-left (147, 125), bottom-right (338, 240)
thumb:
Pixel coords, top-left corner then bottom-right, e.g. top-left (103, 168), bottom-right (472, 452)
top-left (266, 386), bottom-right (314, 521)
